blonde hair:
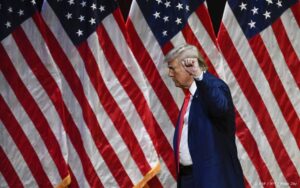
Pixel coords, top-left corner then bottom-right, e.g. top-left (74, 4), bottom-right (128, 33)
top-left (164, 44), bottom-right (208, 71)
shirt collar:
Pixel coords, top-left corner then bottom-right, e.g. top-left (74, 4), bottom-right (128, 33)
top-left (189, 81), bottom-right (197, 96)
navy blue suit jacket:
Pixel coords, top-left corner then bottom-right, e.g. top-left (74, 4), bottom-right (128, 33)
top-left (173, 72), bottom-right (245, 188)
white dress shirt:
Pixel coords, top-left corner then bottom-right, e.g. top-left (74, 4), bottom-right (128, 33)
top-left (179, 73), bottom-right (203, 165)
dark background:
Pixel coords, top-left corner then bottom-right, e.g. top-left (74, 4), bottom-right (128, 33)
top-left (118, 0), bottom-right (227, 36)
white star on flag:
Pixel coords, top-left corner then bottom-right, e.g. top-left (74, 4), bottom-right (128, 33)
top-left (76, 29), bottom-right (83, 36)
top-left (175, 17), bottom-right (182, 24)
top-left (78, 15), bottom-right (85, 22)
top-left (176, 3), bottom-right (183, 10)
top-left (91, 4), bottom-right (96, 10)
top-left (263, 10), bottom-right (271, 19)
top-left (18, 9), bottom-right (24, 16)
top-left (89, 18), bottom-right (96, 25)
top-left (80, 1), bottom-right (86, 7)
top-left (248, 20), bottom-right (256, 28)
top-left (67, 0), bottom-right (74, 5)
top-left (162, 30), bottom-right (167, 36)
top-left (165, 1), bottom-right (171, 8)
top-left (186, 5), bottom-right (190, 11)
top-left (266, 0), bottom-right (273, 5)
top-left (5, 21), bottom-right (11, 28)
top-left (66, 12), bottom-right (72, 19)
top-left (251, 7), bottom-right (259, 15)
top-left (239, 2), bottom-right (247, 11)
top-left (153, 11), bottom-right (160, 19)
top-left (99, 5), bottom-right (105, 12)
top-left (277, 0), bottom-right (283, 7)
top-left (163, 16), bottom-right (169, 22)
top-left (156, 0), bottom-right (162, 5)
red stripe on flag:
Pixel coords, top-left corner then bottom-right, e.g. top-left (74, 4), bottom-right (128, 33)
top-left (248, 35), bottom-right (300, 149)
top-left (235, 112), bottom-right (275, 188)
top-left (112, 9), bottom-right (127, 37)
top-left (272, 19), bottom-right (300, 88)
top-left (0, 146), bottom-right (24, 188)
top-left (31, 14), bottom-right (114, 187)
top-left (244, 176), bottom-right (251, 188)
top-left (195, 4), bottom-right (218, 47)
top-left (97, 19), bottom-right (176, 180)
top-left (162, 41), bottom-right (174, 55)
top-left (153, 126), bottom-right (177, 179)
top-left (126, 19), bottom-right (179, 126)
top-left (218, 26), bottom-right (300, 184)
top-left (68, 166), bottom-right (79, 188)
top-left (147, 176), bottom-right (163, 188)
top-left (0, 94), bottom-right (52, 187)
top-left (291, 1), bottom-right (300, 27)
top-left (12, 26), bottom-right (71, 179)
top-left (77, 40), bottom-right (151, 177)
top-left (181, 23), bottom-right (218, 76)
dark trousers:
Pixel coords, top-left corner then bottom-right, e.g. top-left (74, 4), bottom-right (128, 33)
top-left (178, 164), bottom-right (195, 188)
top-left (179, 174), bottom-right (195, 188)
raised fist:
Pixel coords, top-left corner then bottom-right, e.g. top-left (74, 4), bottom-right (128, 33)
top-left (181, 58), bottom-right (203, 78)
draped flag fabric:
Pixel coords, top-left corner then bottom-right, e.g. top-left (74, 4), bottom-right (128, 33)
top-left (0, 1), bottom-right (71, 187)
top-left (126, 0), bottom-right (225, 187)
top-left (0, 0), bottom-right (160, 187)
top-left (218, 0), bottom-right (300, 187)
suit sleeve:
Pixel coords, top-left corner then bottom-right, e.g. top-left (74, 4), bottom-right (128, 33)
top-left (195, 73), bottom-right (233, 118)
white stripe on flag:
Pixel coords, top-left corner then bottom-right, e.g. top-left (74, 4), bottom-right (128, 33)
top-left (170, 32), bottom-right (188, 49)
top-left (147, 85), bottom-right (176, 145)
top-left (281, 9), bottom-right (300, 59)
top-left (66, 137), bottom-right (89, 188)
top-left (156, 159), bottom-right (176, 188)
top-left (187, 13), bottom-right (225, 78)
top-left (0, 171), bottom-right (9, 188)
top-left (235, 138), bottom-right (262, 187)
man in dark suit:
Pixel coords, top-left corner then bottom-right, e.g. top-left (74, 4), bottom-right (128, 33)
top-left (165, 44), bottom-right (245, 188)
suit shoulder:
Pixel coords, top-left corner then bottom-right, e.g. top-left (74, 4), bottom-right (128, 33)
top-left (203, 72), bottom-right (227, 86)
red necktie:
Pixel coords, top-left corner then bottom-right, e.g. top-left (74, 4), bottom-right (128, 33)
top-left (176, 91), bottom-right (191, 171)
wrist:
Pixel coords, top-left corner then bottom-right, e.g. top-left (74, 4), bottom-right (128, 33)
top-left (194, 70), bottom-right (204, 80)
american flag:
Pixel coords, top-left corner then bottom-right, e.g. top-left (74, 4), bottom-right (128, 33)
top-left (126, 0), bottom-right (225, 187)
top-left (218, 0), bottom-right (300, 187)
top-left (1, 0), bottom-right (160, 187)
